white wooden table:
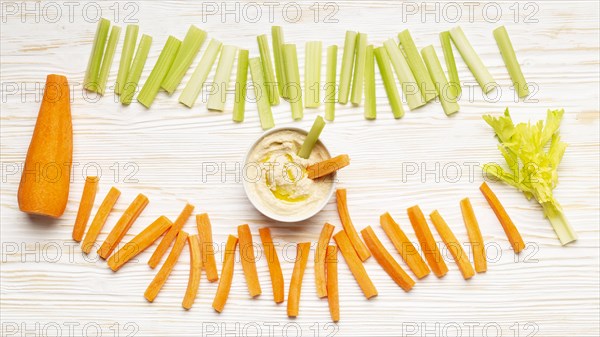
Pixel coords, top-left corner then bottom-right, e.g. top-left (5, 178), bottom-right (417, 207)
top-left (1, 1), bottom-right (599, 336)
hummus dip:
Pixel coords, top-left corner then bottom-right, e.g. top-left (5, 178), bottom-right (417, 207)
top-left (245, 129), bottom-right (333, 218)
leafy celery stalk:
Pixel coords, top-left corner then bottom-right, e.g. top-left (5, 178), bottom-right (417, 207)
top-left (398, 29), bottom-right (437, 102)
top-left (298, 116), bottom-right (326, 159)
top-left (137, 36), bottom-right (181, 108)
top-left (374, 47), bottom-right (404, 119)
top-left (383, 39), bottom-right (424, 110)
top-left (207, 45), bottom-right (238, 111)
top-left (179, 39), bottom-right (222, 108)
top-left (324, 45), bottom-right (338, 121)
top-left (305, 41), bottom-right (322, 108)
top-left (364, 45), bottom-right (376, 120)
top-left (257, 34), bottom-right (280, 106)
top-left (116, 25), bottom-right (139, 95)
top-left (249, 57), bottom-right (275, 130)
top-left (421, 45), bottom-right (460, 116)
top-left (439, 31), bottom-right (461, 98)
top-left (338, 31), bottom-right (357, 104)
top-left (233, 49), bottom-right (249, 122)
top-left (493, 26), bottom-right (529, 98)
top-left (283, 44), bottom-right (303, 120)
top-left (162, 25), bottom-right (207, 94)
top-left (84, 18), bottom-right (111, 91)
top-left (120, 34), bottom-right (152, 105)
top-left (449, 26), bottom-right (496, 93)
top-left (96, 25), bottom-right (121, 96)
top-left (350, 33), bottom-right (368, 105)
top-left (271, 26), bottom-right (287, 98)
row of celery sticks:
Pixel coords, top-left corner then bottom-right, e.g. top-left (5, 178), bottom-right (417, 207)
top-left (83, 20), bottom-right (527, 128)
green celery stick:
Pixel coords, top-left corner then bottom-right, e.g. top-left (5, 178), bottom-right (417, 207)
top-left (374, 47), bottom-right (404, 119)
top-left (449, 26), bottom-right (496, 93)
top-left (137, 36), bottom-right (181, 108)
top-left (421, 45), bottom-right (460, 116)
top-left (398, 29), bottom-right (437, 102)
top-left (257, 34), bottom-right (280, 105)
top-left (120, 34), bottom-right (152, 105)
top-left (271, 26), bottom-right (287, 98)
top-left (324, 45), bottom-right (338, 121)
top-left (493, 26), bottom-right (529, 98)
top-left (249, 57), bottom-right (275, 130)
top-left (283, 44), bottom-right (303, 120)
top-left (96, 25), bottom-right (121, 96)
top-left (350, 33), bottom-right (368, 105)
top-left (383, 39), bottom-right (425, 110)
top-left (298, 116), bottom-right (326, 159)
top-left (207, 45), bottom-right (238, 111)
top-left (440, 31), bottom-right (461, 97)
top-left (162, 25), bottom-right (207, 94)
top-left (364, 45), bottom-right (376, 120)
top-left (233, 49), bottom-right (249, 122)
top-left (116, 25), bottom-right (139, 95)
top-left (179, 39), bottom-right (222, 108)
top-left (304, 41), bottom-right (322, 108)
top-left (338, 31), bottom-right (357, 104)
top-left (84, 18), bottom-right (111, 91)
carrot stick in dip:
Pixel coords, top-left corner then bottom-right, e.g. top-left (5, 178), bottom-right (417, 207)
top-left (258, 227), bottom-right (285, 303)
top-left (307, 154), bottom-right (350, 179)
top-left (460, 198), bottom-right (487, 273)
top-left (72, 176), bottom-right (99, 242)
top-left (238, 224), bottom-right (261, 297)
top-left (287, 242), bottom-right (311, 317)
top-left (480, 182), bottom-right (525, 253)
top-left (407, 205), bottom-right (448, 278)
top-left (429, 210), bottom-right (475, 280)
top-left (315, 222), bottom-right (335, 298)
top-left (333, 230), bottom-right (377, 299)
top-left (182, 235), bottom-right (202, 309)
top-left (212, 235), bottom-right (238, 313)
top-left (336, 188), bottom-right (371, 261)
top-left (196, 213), bottom-right (219, 282)
top-left (81, 187), bottom-right (121, 254)
top-left (144, 231), bottom-right (188, 302)
top-left (325, 245), bottom-right (339, 322)
top-left (148, 203), bottom-right (194, 268)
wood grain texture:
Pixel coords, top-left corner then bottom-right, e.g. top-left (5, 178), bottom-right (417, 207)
top-left (1, 1), bottom-right (598, 336)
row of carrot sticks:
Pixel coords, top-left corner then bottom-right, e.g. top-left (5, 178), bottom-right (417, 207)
top-left (70, 176), bottom-right (525, 322)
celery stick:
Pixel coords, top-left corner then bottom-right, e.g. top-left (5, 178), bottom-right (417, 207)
top-left (137, 36), bottom-right (181, 108)
top-left (383, 39), bottom-right (424, 110)
top-left (233, 49), bottom-right (249, 122)
top-left (84, 18), bottom-right (111, 91)
top-left (162, 25), bottom-right (207, 94)
top-left (493, 26), bottom-right (529, 98)
top-left (374, 47), bottom-right (404, 119)
top-left (324, 45), bottom-right (338, 121)
top-left (115, 25), bottom-right (139, 95)
top-left (257, 34), bottom-right (280, 106)
top-left (421, 45), bottom-right (460, 116)
top-left (350, 33), bottom-right (368, 105)
top-left (120, 34), bottom-right (152, 105)
top-left (249, 57), bottom-right (275, 130)
top-left (206, 45), bottom-right (237, 111)
top-left (364, 45), bottom-right (376, 120)
top-left (440, 31), bottom-right (461, 97)
top-left (96, 25), bottom-right (121, 96)
top-left (449, 26), bottom-right (496, 93)
top-left (398, 30), bottom-right (437, 102)
top-left (283, 44), bottom-right (303, 120)
top-left (271, 26), bottom-right (287, 98)
top-left (338, 31), bottom-right (357, 104)
top-left (298, 116), bottom-right (326, 159)
top-left (179, 39), bottom-right (222, 108)
top-left (304, 41), bottom-right (322, 108)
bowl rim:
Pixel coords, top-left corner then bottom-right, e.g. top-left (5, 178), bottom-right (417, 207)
top-left (242, 126), bottom-right (337, 223)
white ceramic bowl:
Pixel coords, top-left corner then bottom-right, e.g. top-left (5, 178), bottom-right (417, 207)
top-left (242, 126), bottom-right (336, 222)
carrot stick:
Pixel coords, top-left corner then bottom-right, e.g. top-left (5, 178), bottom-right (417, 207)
top-left (460, 198), bottom-right (487, 273)
top-left (196, 213), bottom-right (218, 282)
top-left (97, 193), bottom-right (149, 259)
top-left (407, 205), bottom-right (448, 278)
top-left (258, 227), bottom-right (285, 303)
top-left (287, 242), bottom-right (311, 318)
top-left (72, 176), bottom-right (99, 242)
top-left (212, 235), bottom-right (238, 313)
top-left (361, 226), bottom-right (415, 291)
top-left (107, 216), bottom-right (173, 271)
top-left (429, 210), bottom-right (475, 280)
top-left (336, 188), bottom-right (371, 261)
top-left (315, 222), bottom-right (335, 298)
top-left (144, 230), bottom-right (188, 302)
top-left (81, 187), bottom-right (121, 254)
top-left (380, 212), bottom-right (430, 279)
top-left (333, 230), bottom-right (377, 299)
top-left (148, 203), bottom-right (194, 268)
top-left (238, 224), bottom-right (261, 297)
top-left (307, 154), bottom-right (350, 180)
top-left (325, 245), bottom-right (339, 322)
top-left (182, 234), bottom-right (202, 309)
top-left (480, 182), bottom-right (525, 253)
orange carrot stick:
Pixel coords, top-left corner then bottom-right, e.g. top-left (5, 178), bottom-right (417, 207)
top-left (380, 212), bottom-right (430, 279)
top-left (315, 222), bottom-right (335, 298)
top-left (144, 230), bottom-right (188, 302)
top-left (429, 210), bottom-right (475, 280)
top-left (333, 230), bottom-right (377, 299)
top-left (148, 203), bottom-right (194, 268)
top-left (287, 242), bottom-right (311, 318)
top-left (238, 224), bottom-right (261, 297)
top-left (480, 182), bottom-right (525, 253)
top-left (407, 205), bottom-right (448, 278)
top-left (107, 216), bottom-right (173, 271)
top-left (213, 235), bottom-right (238, 313)
top-left (81, 187), bottom-right (120, 254)
top-left (325, 245), bottom-right (339, 322)
top-left (361, 226), bottom-right (415, 291)
top-left (258, 227), bottom-right (285, 303)
top-left (97, 193), bottom-right (148, 259)
top-left (336, 188), bottom-right (371, 261)
top-left (460, 198), bottom-right (487, 273)
top-left (196, 213), bottom-right (218, 282)
top-left (307, 154), bottom-right (350, 179)
top-left (182, 234), bottom-right (202, 309)
top-left (72, 176), bottom-right (99, 242)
